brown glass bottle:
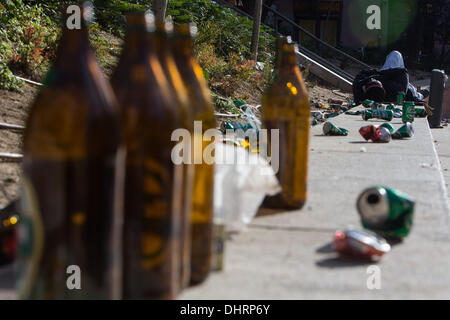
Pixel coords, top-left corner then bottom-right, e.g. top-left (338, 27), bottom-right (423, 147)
top-left (172, 23), bottom-right (215, 285)
top-left (153, 19), bottom-right (193, 289)
top-left (18, 8), bottom-right (123, 299)
top-left (111, 12), bottom-right (183, 299)
top-left (262, 38), bottom-right (310, 210)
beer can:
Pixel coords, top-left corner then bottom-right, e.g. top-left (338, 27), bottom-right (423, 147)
top-left (386, 104), bottom-right (395, 110)
top-left (379, 123), bottom-right (395, 134)
top-left (359, 125), bottom-right (391, 143)
top-left (371, 103), bottom-right (385, 110)
top-left (334, 229), bottom-right (391, 259)
top-left (362, 109), bottom-right (394, 121)
top-left (345, 110), bottom-right (362, 116)
top-left (415, 107), bottom-right (428, 118)
top-left (362, 99), bottom-right (374, 108)
top-left (402, 102), bottom-right (415, 123)
top-left (357, 186), bottom-right (415, 239)
top-left (392, 123), bottom-right (414, 139)
top-left (323, 122), bottom-right (348, 136)
top-left (397, 92), bottom-right (406, 105)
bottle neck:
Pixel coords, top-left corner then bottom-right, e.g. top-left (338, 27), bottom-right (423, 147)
top-left (278, 51), bottom-right (298, 75)
top-left (55, 26), bottom-right (91, 65)
top-left (153, 29), bottom-right (170, 60)
top-left (124, 26), bottom-right (152, 55)
top-left (173, 35), bottom-right (193, 60)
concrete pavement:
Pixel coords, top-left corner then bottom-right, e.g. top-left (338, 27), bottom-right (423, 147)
top-left (180, 109), bottom-right (450, 299)
top-left (0, 110), bottom-right (449, 299)
top-left (431, 124), bottom-right (450, 204)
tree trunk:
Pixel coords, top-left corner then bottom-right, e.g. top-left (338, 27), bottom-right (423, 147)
top-left (250, 0), bottom-right (263, 61)
top-left (153, 0), bottom-right (168, 22)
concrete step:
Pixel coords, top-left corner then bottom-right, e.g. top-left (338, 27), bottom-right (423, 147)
top-left (181, 109), bottom-right (450, 299)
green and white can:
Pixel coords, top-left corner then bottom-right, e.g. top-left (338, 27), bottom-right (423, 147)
top-left (392, 123), bottom-right (415, 139)
top-left (402, 102), bottom-right (415, 123)
top-left (323, 122), bottom-right (348, 136)
top-left (357, 186), bottom-right (415, 239)
top-left (363, 109), bottom-right (394, 121)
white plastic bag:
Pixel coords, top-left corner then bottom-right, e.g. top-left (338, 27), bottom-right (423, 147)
top-left (214, 143), bottom-right (281, 232)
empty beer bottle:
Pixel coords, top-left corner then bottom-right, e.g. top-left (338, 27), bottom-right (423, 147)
top-left (172, 23), bottom-right (215, 285)
top-left (262, 38), bottom-right (310, 210)
top-left (18, 5), bottom-right (123, 299)
top-left (111, 12), bottom-right (182, 299)
top-left (272, 36), bottom-right (289, 81)
top-left (153, 18), bottom-right (193, 289)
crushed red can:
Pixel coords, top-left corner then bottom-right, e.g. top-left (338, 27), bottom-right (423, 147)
top-left (334, 229), bottom-right (391, 259)
top-left (359, 125), bottom-right (391, 143)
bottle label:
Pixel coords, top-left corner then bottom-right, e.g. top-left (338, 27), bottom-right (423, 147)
top-left (140, 158), bottom-right (182, 269)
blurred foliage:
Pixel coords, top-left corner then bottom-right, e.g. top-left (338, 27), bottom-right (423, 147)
top-left (0, 0), bottom-right (276, 99)
top-left (0, 0), bottom-right (60, 90)
top-left (168, 0), bottom-right (274, 64)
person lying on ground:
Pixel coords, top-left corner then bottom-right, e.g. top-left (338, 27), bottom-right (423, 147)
top-left (353, 51), bottom-right (429, 104)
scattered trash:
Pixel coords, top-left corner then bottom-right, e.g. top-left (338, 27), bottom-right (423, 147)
top-left (214, 143), bottom-right (281, 232)
top-left (392, 123), bottom-right (415, 139)
top-left (357, 186), bottom-right (415, 240)
top-left (233, 100), bottom-right (247, 108)
top-left (362, 99), bottom-right (374, 108)
top-left (328, 98), bottom-right (344, 105)
top-left (323, 122), bottom-right (348, 136)
top-left (371, 103), bottom-right (384, 110)
top-left (324, 112), bottom-right (340, 119)
top-left (402, 102), bottom-right (415, 123)
top-left (359, 125), bottom-right (391, 143)
top-left (345, 110), bottom-right (362, 116)
top-left (415, 107), bottom-right (428, 118)
top-left (240, 105), bottom-right (262, 130)
top-left (334, 229), bottom-right (390, 260)
top-left (379, 123), bottom-right (395, 134)
top-left (360, 147), bottom-right (367, 153)
top-left (393, 112), bottom-right (403, 118)
top-left (311, 111), bottom-right (324, 120)
top-left (362, 109), bottom-right (394, 121)
top-left (220, 121), bottom-right (255, 133)
top-left (397, 91), bottom-right (406, 105)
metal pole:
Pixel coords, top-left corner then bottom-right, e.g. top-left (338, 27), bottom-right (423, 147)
top-left (428, 69), bottom-right (446, 128)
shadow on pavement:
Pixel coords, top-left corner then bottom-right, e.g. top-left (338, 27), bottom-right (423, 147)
top-left (315, 256), bottom-right (374, 269)
top-left (315, 242), bottom-right (375, 268)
